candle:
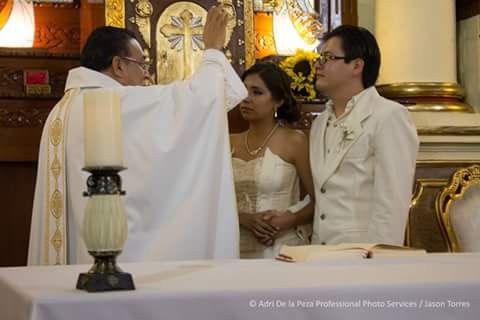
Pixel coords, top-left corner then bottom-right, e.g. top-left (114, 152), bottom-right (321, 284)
top-left (83, 89), bottom-right (123, 167)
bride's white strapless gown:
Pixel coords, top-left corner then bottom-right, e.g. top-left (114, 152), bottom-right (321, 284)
top-left (232, 148), bottom-right (311, 258)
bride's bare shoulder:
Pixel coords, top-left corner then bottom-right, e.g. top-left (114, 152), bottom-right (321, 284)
top-left (278, 127), bottom-right (308, 145)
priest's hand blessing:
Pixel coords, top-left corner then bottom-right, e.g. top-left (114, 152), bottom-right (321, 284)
top-left (203, 4), bottom-right (229, 50)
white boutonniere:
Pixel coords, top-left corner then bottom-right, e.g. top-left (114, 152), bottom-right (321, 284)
top-left (337, 123), bottom-right (355, 152)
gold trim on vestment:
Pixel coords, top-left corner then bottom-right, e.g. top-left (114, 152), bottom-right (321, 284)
top-left (43, 91), bottom-right (74, 265)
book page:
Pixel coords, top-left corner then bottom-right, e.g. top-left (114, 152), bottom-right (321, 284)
top-left (277, 244), bottom-right (368, 262)
top-left (277, 243), bottom-right (426, 262)
top-left (369, 244), bottom-right (426, 257)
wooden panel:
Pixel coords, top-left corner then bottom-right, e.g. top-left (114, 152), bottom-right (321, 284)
top-left (0, 53), bottom-right (78, 98)
top-left (0, 99), bottom-right (53, 162)
top-left (0, 50), bottom-right (78, 266)
top-left (341, 0), bottom-right (358, 26)
top-left (407, 162), bottom-right (480, 252)
top-left (0, 51), bottom-right (79, 163)
top-left (80, 0), bottom-right (105, 49)
top-left (0, 1), bottom-right (104, 266)
top-left (0, 162), bottom-right (37, 267)
top-left (457, 0), bottom-right (480, 21)
top-left (33, 3), bottom-right (81, 54)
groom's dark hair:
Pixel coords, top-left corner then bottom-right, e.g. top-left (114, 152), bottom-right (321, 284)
top-left (80, 26), bottom-right (138, 72)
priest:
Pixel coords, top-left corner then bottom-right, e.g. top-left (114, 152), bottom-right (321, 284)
top-left (28, 6), bottom-right (247, 265)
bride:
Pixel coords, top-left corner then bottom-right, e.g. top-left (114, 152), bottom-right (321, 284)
top-left (230, 62), bottom-right (315, 258)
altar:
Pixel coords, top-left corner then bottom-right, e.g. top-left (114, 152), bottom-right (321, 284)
top-left (1, 254), bottom-right (479, 320)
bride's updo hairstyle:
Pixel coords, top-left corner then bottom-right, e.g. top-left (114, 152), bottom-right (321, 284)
top-left (242, 62), bottom-right (300, 123)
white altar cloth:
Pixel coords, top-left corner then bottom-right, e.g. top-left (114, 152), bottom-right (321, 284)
top-left (1, 254), bottom-right (479, 320)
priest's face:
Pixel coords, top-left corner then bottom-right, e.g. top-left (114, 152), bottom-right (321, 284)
top-left (240, 74), bottom-right (282, 122)
top-left (114, 39), bottom-right (151, 86)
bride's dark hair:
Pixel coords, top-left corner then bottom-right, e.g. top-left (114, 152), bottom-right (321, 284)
top-left (242, 62), bottom-right (300, 123)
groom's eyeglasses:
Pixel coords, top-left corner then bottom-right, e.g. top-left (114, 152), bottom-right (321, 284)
top-left (315, 52), bottom-right (347, 65)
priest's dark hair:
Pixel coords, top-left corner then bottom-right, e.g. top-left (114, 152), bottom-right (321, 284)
top-left (323, 25), bottom-right (381, 89)
top-left (80, 26), bottom-right (138, 72)
top-left (242, 62), bottom-right (300, 123)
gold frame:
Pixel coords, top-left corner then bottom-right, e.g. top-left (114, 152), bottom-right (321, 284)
top-left (410, 179), bottom-right (448, 209)
top-left (416, 127), bottom-right (480, 136)
top-left (244, 0), bottom-right (255, 68)
top-left (376, 82), bottom-right (473, 113)
top-left (105, 0), bottom-right (126, 28)
top-left (406, 178), bottom-right (448, 247)
top-left (377, 82), bottom-right (465, 99)
top-left (435, 165), bottom-right (480, 252)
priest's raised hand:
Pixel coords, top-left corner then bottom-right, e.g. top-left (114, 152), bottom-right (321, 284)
top-left (203, 5), bottom-right (229, 50)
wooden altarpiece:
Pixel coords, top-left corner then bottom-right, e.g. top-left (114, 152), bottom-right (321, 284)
top-left (105, 0), bottom-right (249, 82)
top-left (104, 0), bottom-right (356, 131)
top-left (103, 0), bottom-right (357, 78)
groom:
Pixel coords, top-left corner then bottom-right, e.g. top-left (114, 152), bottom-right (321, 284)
top-left (309, 25), bottom-right (419, 245)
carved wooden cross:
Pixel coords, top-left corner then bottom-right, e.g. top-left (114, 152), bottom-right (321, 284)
top-left (159, 9), bottom-right (204, 79)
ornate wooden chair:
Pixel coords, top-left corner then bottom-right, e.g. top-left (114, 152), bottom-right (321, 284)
top-left (436, 165), bottom-right (480, 252)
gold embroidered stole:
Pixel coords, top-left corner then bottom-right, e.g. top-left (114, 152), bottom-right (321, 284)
top-left (43, 90), bottom-right (75, 265)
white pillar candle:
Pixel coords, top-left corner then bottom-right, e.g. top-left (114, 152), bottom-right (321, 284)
top-left (84, 89), bottom-right (123, 167)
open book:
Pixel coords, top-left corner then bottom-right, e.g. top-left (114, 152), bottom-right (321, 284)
top-left (277, 243), bottom-right (426, 262)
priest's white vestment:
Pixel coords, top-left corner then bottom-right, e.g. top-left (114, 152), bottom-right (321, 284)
top-left (28, 49), bottom-right (247, 265)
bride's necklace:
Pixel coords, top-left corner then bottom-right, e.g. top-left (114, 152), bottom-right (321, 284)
top-left (245, 123), bottom-right (279, 156)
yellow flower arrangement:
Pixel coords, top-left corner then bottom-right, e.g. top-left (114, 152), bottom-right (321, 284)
top-left (279, 49), bottom-right (319, 101)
